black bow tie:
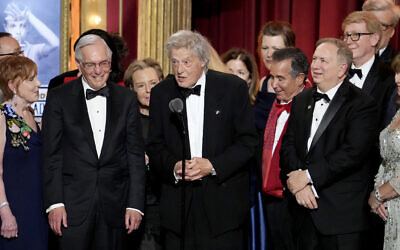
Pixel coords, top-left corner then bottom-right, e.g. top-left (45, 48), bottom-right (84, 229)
top-left (180, 85), bottom-right (201, 98)
top-left (86, 86), bottom-right (110, 100)
top-left (348, 68), bottom-right (363, 79)
top-left (313, 91), bottom-right (330, 103)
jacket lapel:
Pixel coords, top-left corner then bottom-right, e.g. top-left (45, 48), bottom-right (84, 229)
top-left (303, 87), bottom-right (316, 155)
top-left (74, 79), bottom-right (98, 158)
top-left (99, 82), bottom-right (118, 160)
top-left (308, 82), bottom-right (348, 152)
top-left (362, 58), bottom-right (379, 95)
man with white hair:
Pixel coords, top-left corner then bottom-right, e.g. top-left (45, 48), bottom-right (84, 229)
top-left (148, 30), bottom-right (257, 249)
top-left (42, 34), bottom-right (145, 250)
top-left (363, 0), bottom-right (400, 65)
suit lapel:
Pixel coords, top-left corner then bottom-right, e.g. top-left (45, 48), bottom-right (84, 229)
top-left (303, 87), bottom-right (316, 155)
top-left (73, 79), bottom-right (98, 158)
top-left (99, 82), bottom-right (118, 160)
top-left (308, 82), bottom-right (348, 152)
top-left (362, 58), bottom-right (379, 95)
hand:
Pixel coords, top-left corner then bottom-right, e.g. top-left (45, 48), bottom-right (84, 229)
top-left (0, 207), bottom-right (17, 238)
top-left (145, 153), bottom-right (149, 166)
top-left (125, 210), bottom-right (142, 234)
top-left (48, 206), bottom-right (67, 236)
top-left (368, 191), bottom-right (382, 212)
top-left (184, 157), bottom-right (213, 181)
top-left (287, 170), bottom-right (310, 194)
top-left (295, 185), bottom-right (318, 209)
top-left (174, 160), bottom-right (190, 179)
top-left (376, 202), bottom-right (388, 221)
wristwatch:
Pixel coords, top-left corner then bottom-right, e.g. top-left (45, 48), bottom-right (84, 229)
top-left (210, 167), bottom-right (217, 176)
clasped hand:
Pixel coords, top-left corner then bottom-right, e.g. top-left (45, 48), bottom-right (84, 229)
top-left (174, 157), bottom-right (213, 181)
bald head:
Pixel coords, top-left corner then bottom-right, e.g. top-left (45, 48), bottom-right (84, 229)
top-left (0, 36), bottom-right (23, 58)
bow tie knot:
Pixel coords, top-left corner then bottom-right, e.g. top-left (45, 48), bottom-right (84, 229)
top-left (86, 86), bottom-right (110, 100)
top-left (348, 68), bottom-right (363, 79)
top-left (180, 85), bottom-right (201, 98)
top-left (313, 91), bottom-right (330, 103)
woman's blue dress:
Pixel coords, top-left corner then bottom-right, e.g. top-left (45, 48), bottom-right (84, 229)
top-left (0, 105), bottom-right (47, 250)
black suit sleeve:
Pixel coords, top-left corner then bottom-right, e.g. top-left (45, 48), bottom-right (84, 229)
top-left (126, 93), bottom-right (146, 210)
top-left (41, 89), bottom-right (64, 209)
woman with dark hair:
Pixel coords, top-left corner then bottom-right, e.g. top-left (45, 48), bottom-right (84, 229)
top-left (222, 48), bottom-right (259, 106)
top-left (124, 58), bottom-right (163, 250)
top-left (369, 53), bottom-right (400, 249)
top-left (0, 56), bottom-right (47, 249)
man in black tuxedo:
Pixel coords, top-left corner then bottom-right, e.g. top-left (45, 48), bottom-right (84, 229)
top-left (362, 0), bottom-right (400, 66)
top-left (42, 34), bottom-right (145, 250)
top-left (280, 38), bottom-right (378, 250)
top-left (147, 30), bottom-right (257, 249)
top-left (342, 11), bottom-right (395, 129)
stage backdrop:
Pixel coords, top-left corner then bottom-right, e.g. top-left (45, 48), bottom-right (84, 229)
top-left (192, 0), bottom-right (400, 78)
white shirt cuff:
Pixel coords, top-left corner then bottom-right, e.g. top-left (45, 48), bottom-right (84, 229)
top-left (127, 208), bottom-right (144, 216)
top-left (173, 170), bottom-right (182, 184)
top-left (46, 203), bottom-right (64, 213)
top-left (305, 170), bottom-right (319, 198)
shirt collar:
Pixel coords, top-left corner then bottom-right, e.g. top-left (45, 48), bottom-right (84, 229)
top-left (351, 55), bottom-right (375, 79)
top-left (317, 81), bottom-right (343, 101)
top-left (379, 47), bottom-right (387, 56)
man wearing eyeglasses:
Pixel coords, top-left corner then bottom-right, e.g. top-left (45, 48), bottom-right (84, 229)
top-left (363, 0), bottom-right (400, 66)
top-left (42, 34), bottom-right (145, 250)
top-left (342, 10), bottom-right (396, 250)
top-left (342, 11), bottom-right (395, 130)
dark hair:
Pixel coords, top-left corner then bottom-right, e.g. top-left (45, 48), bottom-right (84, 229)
top-left (0, 32), bottom-right (11, 39)
top-left (258, 21), bottom-right (296, 49)
top-left (0, 56), bottom-right (37, 100)
top-left (124, 58), bottom-right (164, 89)
top-left (221, 48), bottom-right (259, 105)
top-left (272, 48), bottom-right (309, 81)
top-left (74, 29), bottom-right (127, 82)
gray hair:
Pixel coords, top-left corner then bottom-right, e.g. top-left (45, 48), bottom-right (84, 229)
top-left (272, 47), bottom-right (309, 81)
top-left (363, 0), bottom-right (400, 26)
top-left (166, 30), bottom-right (210, 68)
top-left (316, 38), bottom-right (353, 74)
top-left (75, 34), bottom-right (112, 62)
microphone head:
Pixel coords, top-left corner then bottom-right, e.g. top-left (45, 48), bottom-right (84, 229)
top-left (169, 98), bottom-right (184, 114)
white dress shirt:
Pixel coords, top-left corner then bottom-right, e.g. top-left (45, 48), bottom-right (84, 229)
top-left (272, 104), bottom-right (290, 154)
top-left (306, 82), bottom-right (343, 197)
top-left (379, 46), bottom-right (387, 56)
top-left (47, 78), bottom-right (143, 215)
top-left (348, 55), bottom-right (374, 89)
top-left (186, 71), bottom-right (206, 158)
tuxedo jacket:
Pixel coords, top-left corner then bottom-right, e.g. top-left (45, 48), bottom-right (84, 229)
top-left (42, 78), bottom-right (145, 228)
top-left (351, 57), bottom-right (395, 130)
top-left (147, 70), bottom-right (258, 236)
top-left (280, 81), bottom-right (378, 235)
top-left (378, 44), bottom-right (397, 66)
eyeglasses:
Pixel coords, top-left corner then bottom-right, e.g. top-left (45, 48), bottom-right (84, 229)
top-left (341, 32), bottom-right (374, 41)
top-left (0, 50), bottom-right (24, 56)
top-left (81, 60), bottom-right (111, 72)
top-left (381, 22), bottom-right (394, 31)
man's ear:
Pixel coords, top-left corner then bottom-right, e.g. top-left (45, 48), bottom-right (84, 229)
top-left (338, 63), bottom-right (348, 78)
top-left (370, 33), bottom-right (380, 48)
top-left (295, 73), bottom-right (306, 87)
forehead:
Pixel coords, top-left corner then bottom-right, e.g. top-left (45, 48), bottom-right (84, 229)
top-left (371, 9), bottom-right (394, 24)
top-left (344, 22), bottom-right (368, 32)
top-left (80, 41), bottom-right (108, 61)
top-left (262, 35), bottom-right (285, 46)
top-left (227, 59), bottom-right (247, 69)
top-left (270, 59), bottom-right (292, 75)
top-left (170, 47), bottom-right (197, 59)
top-left (314, 43), bottom-right (338, 59)
top-left (132, 67), bottom-right (158, 81)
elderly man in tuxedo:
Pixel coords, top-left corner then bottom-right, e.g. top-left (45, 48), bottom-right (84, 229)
top-left (280, 38), bottom-right (378, 250)
top-left (147, 30), bottom-right (257, 249)
top-left (261, 47), bottom-right (309, 250)
top-left (42, 34), bottom-right (145, 250)
top-left (363, 0), bottom-right (400, 66)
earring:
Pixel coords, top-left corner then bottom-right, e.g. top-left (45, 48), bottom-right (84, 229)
top-left (13, 90), bottom-right (17, 108)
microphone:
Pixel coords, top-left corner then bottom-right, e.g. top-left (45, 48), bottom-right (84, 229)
top-left (169, 98), bottom-right (184, 114)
